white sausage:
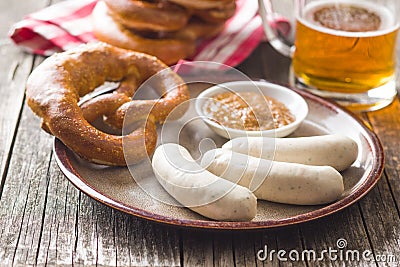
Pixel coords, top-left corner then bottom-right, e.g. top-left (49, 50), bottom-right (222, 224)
top-left (201, 149), bottom-right (344, 205)
top-left (151, 143), bottom-right (257, 221)
top-left (222, 134), bottom-right (358, 171)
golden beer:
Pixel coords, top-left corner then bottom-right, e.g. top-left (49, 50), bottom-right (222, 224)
top-left (292, 0), bottom-right (399, 93)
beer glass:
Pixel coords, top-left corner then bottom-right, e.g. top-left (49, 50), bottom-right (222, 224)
top-left (259, 0), bottom-right (399, 112)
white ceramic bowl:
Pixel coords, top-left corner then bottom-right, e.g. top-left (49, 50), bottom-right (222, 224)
top-left (195, 81), bottom-right (309, 139)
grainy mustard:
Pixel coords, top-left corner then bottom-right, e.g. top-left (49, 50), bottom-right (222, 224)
top-left (203, 91), bottom-right (295, 131)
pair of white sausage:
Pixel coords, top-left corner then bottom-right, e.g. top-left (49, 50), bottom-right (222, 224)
top-left (151, 135), bottom-right (358, 221)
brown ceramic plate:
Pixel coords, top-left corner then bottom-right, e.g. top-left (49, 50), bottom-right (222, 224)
top-left (54, 83), bottom-right (384, 230)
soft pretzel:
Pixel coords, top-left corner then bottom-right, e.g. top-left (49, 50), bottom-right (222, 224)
top-left (26, 42), bottom-right (189, 166)
top-left (103, 0), bottom-right (190, 32)
top-left (92, 1), bottom-right (224, 65)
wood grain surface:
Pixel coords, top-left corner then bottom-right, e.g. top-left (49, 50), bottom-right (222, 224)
top-left (0, 1), bottom-right (399, 266)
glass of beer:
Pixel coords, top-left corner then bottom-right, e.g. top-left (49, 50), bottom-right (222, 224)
top-left (258, 0), bottom-right (399, 112)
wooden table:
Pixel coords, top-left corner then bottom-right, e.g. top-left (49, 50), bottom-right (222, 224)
top-left (1, 1), bottom-right (399, 266)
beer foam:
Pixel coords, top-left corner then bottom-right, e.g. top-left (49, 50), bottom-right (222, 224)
top-left (299, 0), bottom-right (398, 37)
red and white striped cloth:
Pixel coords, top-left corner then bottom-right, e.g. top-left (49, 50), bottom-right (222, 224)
top-left (9, 0), bottom-right (289, 67)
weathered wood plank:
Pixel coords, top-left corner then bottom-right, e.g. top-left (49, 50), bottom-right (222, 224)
top-left (274, 226), bottom-right (307, 267)
top-left (236, 229), bottom-right (280, 267)
top-left (212, 232), bottom-right (235, 267)
top-left (0, 0), bottom-right (49, 38)
top-left (0, 43), bottom-right (35, 196)
top-left (0, 0), bottom-right (51, 234)
top-left (0, 96), bottom-right (53, 265)
top-left (109, 212), bottom-right (182, 266)
top-left (36, 158), bottom-right (80, 266)
top-left (357, 107), bottom-right (400, 267)
top-left (366, 98), bottom-right (400, 210)
top-left (0, 2), bottom-right (55, 266)
top-left (300, 205), bottom-right (376, 267)
top-left (232, 231), bottom-right (261, 267)
top-left (181, 229), bottom-right (213, 266)
top-left (357, 176), bottom-right (400, 267)
top-left (182, 226), bottom-right (303, 267)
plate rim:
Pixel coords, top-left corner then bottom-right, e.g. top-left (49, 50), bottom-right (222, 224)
top-left (53, 87), bottom-right (385, 230)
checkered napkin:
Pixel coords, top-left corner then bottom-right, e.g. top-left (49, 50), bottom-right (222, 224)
top-left (9, 0), bottom-right (289, 67)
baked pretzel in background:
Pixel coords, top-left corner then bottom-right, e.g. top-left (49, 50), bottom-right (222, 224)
top-left (26, 42), bottom-right (190, 166)
top-left (92, 0), bottom-right (236, 65)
